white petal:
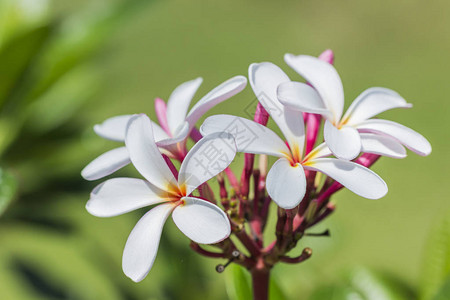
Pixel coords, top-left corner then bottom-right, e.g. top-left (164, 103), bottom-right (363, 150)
top-left (156, 121), bottom-right (189, 148)
top-left (122, 203), bottom-right (174, 282)
top-left (303, 142), bottom-right (333, 161)
top-left (342, 87), bottom-right (412, 126)
top-left (94, 115), bottom-right (132, 142)
top-left (178, 132), bottom-right (236, 195)
top-left (86, 178), bottom-right (167, 217)
top-left (125, 114), bottom-right (177, 190)
top-left (81, 147), bottom-right (131, 181)
top-left (172, 197), bottom-right (230, 244)
top-left (360, 133), bottom-right (406, 158)
top-left (186, 76), bottom-right (247, 128)
top-left (151, 121), bottom-right (170, 142)
top-left (166, 77), bottom-right (203, 134)
top-left (266, 158), bottom-right (306, 209)
top-left (284, 54), bottom-right (344, 123)
top-left (200, 115), bottom-right (290, 157)
top-left (303, 158), bottom-right (387, 199)
top-left (356, 119), bottom-right (431, 156)
top-left (249, 63), bottom-right (305, 155)
top-left (277, 81), bottom-right (333, 120)
top-left (324, 120), bottom-right (361, 160)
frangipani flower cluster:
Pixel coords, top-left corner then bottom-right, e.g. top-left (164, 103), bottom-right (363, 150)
top-left (82, 49), bottom-right (431, 293)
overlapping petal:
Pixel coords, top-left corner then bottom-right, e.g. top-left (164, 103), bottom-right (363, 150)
top-left (360, 133), bottom-right (406, 158)
top-left (172, 197), bottom-right (231, 244)
top-left (277, 81), bottom-right (333, 120)
top-left (185, 76), bottom-right (247, 129)
top-left (178, 132), bottom-right (236, 195)
top-left (303, 158), bottom-right (388, 199)
top-left (266, 158), bottom-right (307, 209)
top-left (342, 87), bottom-right (412, 126)
top-left (200, 115), bottom-right (290, 157)
top-left (151, 121), bottom-right (171, 141)
top-left (324, 120), bottom-right (361, 160)
top-left (86, 178), bottom-right (168, 217)
top-left (303, 143), bottom-right (333, 161)
top-left (356, 119), bottom-right (432, 156)
top-left (166, 77), bottom-right (203, 134)
top-left (249, 62), bottom-right (305, 155)
top-left (81, 147), bottom-right (131, 181)
top-left (125, 114), bottom-right (177, 190)
top-left (94, 115), bottom-right (132, 142)
top-left (155, 121), bottom-right (189, 147)
top-left (284, 54), bottom-right (344, 123)
top-left (122, 203), bottom-right (174, 282)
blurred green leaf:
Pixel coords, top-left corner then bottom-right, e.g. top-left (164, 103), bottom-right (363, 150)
top-left (308, 285), bottom-right (363, 300)
top-left (0, 222), bottom-right (123, 300)
top-left (226, 264), bottom-right (252, 300)
top-left (269, 275), bottom-right (288, 300)
top-left (29, 0), bottom-right (151, 103)
top-left (349, 267), bottom-right (414, 300)
top-left (420, 211), bottom-right (450, 300)
top-left (308, 267), bottom-right (415, 300)
top-left (0, 0), bottom-right (50, 46)
top-left (25, 65), bottom-right (98, 133)
top-left (432, 276), bottom-right (450, 300)
top-left (0, 24), bottom-right (53, 108)
top-left (0, 167), bottom-right (17, 216)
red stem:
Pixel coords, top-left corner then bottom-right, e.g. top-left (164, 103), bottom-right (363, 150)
top-left (162, 154), bottom-right (178, 180)
top-left (251, 266), bottom-right (270, 300)
top-left (279, 247), bottom-right (312, 264)
top-left (190, 242), bottom-right (225, 258)
top-left (224, 167), bottom-right (240, 193)
top-left (235, 230), bottom-right (261, 257)
top-left (190, 127), bottom-right (203, 142)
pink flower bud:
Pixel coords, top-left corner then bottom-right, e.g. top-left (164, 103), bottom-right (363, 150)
top-left (318, 49), bottom-right (334, 64)
top-left (254, 103), bottom-right (269, 126)
top-left (154, 98), bottom-right (171, 135)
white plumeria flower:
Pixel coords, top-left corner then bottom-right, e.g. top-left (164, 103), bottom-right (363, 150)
top-left (86, 114), bottom-right (236, 282)
top-left (81, 75), bottom-right (247, 181)
top-left (201, 62), bottom-right (388, 209)
top-left (278, 54), bottom-right (431, 160)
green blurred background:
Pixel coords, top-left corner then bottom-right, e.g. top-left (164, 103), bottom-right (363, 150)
top-left (0, 0), bottom-right (449, 299)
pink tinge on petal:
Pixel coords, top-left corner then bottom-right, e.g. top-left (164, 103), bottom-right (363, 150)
top-left (318, 49), bottom-right (334, 64)
top-left (305, 113), bottom-right (321, 155)
top-left (254, 102), bottom-right (269, 126)
top-left (154, 98), bottom-right (171, 135)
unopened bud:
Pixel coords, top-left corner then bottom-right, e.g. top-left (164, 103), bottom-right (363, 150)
top-left (303, 247), bottom-right (312, 257)
top-left (318, 49), bottom-right (334, 64)
top-left (216, 264), bottom-right (225, 273)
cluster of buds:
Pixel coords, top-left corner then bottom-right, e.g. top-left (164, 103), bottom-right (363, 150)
top-left (82, 50), bottom-right (431, 298)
